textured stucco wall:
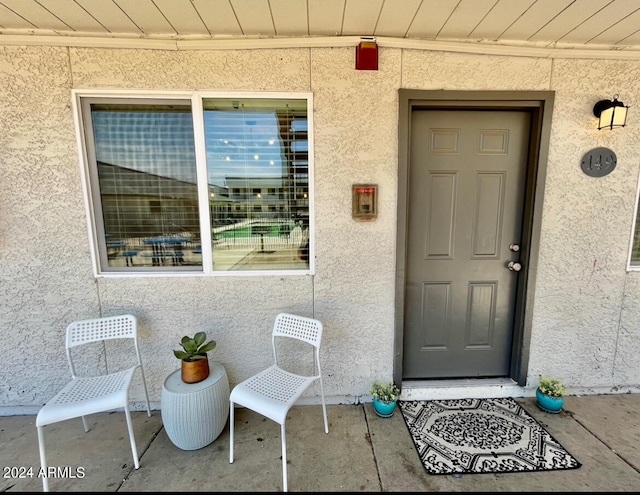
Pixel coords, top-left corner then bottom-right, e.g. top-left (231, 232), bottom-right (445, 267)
top-left (0, 46), bottom-right (101, 407)
top-left (2, 43), bottom-right (640, 413)
top-left (530, 58), bottom-right (640, 390)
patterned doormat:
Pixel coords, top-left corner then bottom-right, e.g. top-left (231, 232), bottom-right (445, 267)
top-left (398, 397), bottom-right (581, 475)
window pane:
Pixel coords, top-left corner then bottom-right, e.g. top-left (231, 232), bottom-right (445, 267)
top-left (630, 210), bottom-right (640, 266)
top-left (90, 102), bottom-right (202, 270)
top-left (203, 98), bottom-right (310, 271)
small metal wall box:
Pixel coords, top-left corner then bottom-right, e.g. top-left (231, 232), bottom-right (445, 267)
top-left (352, 184), bottom-right (378, 221)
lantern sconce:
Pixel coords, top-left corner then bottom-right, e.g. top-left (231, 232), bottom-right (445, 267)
top-left (593, 94), bottom-right (629, 130)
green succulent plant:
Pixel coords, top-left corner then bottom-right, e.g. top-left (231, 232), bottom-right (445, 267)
top-left (537, 376), bottom-right (566, 397)
top-left (370, 381), bottom-right (400, 402)
top-left (173, 332), bottom-right (216, 362)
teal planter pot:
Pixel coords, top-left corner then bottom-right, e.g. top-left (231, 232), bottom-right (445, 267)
top-left (373, 398), bottom-right (397, 417)
top-left (536, 388), bottom-right (564, 414)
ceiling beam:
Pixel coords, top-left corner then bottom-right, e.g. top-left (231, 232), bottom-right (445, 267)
top-left (0, 33), bottom-right (639, 60)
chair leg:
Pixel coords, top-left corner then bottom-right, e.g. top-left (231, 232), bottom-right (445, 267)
top-left (36, 426), bottom-right (49, 492)
top-left (281, 423), bottom-right (287, 492)
top-left (319, 378), bottom-right (329, 434)
top-left (124, 406), bottom-right (140, 469)
top-left (229, 401), bottom-right (234, 463)
top-left (139, 368), bottom-right (152, 417)
top-left (81, 415), bottom-right (89, 433)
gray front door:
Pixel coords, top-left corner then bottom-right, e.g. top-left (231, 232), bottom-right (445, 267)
top-left (403, 109), bottom-right (531, 379)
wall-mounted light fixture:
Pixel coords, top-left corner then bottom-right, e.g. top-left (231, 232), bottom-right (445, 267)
top-left (593, 94), bottom-right (629, 130)
top-left (356, 36), bottom-right (378, 71)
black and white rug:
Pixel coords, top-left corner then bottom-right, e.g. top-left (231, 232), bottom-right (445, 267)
top-left (398, 397), bottom-right (581, 475)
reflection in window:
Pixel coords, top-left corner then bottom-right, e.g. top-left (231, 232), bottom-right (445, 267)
top-left (91, 102), bottom-right (200, 270)
top-left (80, 95), bottom-right (311, 274)
top-left (630, 209), bottom-right (640, 267)
top-left (203, 98), bottom-right (309, 271)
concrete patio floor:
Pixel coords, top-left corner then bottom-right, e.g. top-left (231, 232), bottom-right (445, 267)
top-left (1, 394), bottom-right (640, 492)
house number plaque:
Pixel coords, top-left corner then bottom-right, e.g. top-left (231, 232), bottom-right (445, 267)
top-left (581, 147), bottom-right (617, 177)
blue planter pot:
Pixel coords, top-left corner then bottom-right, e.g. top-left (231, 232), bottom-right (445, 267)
top-left (373, 398), bottom-right (397, 417)
top-left (536, 388), bottom-right (564, 413)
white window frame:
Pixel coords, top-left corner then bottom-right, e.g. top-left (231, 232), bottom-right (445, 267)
top-left (72, 89), bottom-right (315, 278)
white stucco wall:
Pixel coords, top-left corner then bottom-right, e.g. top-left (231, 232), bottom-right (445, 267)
top-left (2, 43), bottom-right (640, 414)
top-left (531, 58), bottom-right (640, 389)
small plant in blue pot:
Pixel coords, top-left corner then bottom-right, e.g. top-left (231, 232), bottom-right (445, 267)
top-left (536, 376), bottom-right (566, 414)
top-left (370, 381), bottom-right (400, 418)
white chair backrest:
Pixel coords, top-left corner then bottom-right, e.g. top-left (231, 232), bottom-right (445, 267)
top-left (65, 315), bottom-right (141, 379)
top-left (272, 313), bottom-right (323, 348)
top-left (66, 314), bottom-right (138, 349)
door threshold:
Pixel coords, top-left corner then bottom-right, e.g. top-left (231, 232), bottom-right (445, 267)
top-left (400, 378), bottom-right (528, 401)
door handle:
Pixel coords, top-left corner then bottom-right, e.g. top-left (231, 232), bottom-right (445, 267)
top-left (507, 261), bottom-right (522, 272)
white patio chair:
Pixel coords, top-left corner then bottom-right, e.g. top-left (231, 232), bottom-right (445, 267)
top-left (229, 312), bottom-right (329, 492)
top-left (35, 314), bottom-right (151, 492)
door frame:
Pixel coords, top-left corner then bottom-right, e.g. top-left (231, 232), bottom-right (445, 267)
top-left (394, 90), bottom-right (555, 387)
